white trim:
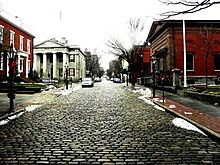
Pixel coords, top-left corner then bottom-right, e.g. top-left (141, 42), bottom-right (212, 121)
top-left (0, 52), bottom-right (3, 70)
top-left (18, 51), bottom-right (28, 58)
top-left (27, 39), bottom-right (31, 53)
top-left (28, 60), bottom-right (31, 73)
top-left (0, 25), bottom-right (4, 44)
top-left (19, 58), bottom-right (24, 73)
top-left (183, 19), bottom-right (187, 87)
top-left (20, 35), bottom-right (24, 51)
top-left (10, 30), bottom-right (15, 46)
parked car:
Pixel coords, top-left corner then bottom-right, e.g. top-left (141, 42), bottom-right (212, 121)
top-left (94, 77), bottom-right (101, 82)
top-left (82, 78), bottom-right (94, 87)
top-left (113, 78), bottom-right (121, 83)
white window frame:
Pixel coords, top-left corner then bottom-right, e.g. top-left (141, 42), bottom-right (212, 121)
top-left (27, 39), bottom-right (31, 53)
top-left (0, 53), bottom-right (3, 70)
top-left (69, 54), bottom-right (75, 62)
top-left (28, 60), bottom-right (31, 73)
top-left (10, 30), bottom-right (15, 46)
top-left (20, 58), bottom-right (23, 72)
top-left (0, 25), bottom-right (4, 44)
top-left (20, 35), bottom-right (24, 51)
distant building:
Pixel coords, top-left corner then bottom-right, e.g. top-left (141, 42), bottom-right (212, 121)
top-left (0, 15), bottom-right (35, 81)
top-left (133, 44), bottom-right (151, 79)
top-left (33, 38), bottom-right (86, 81)
top-left (147, 20), bottom-right (220, 84)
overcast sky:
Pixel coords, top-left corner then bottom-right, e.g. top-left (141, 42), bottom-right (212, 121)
top-left (0, 0), bottom-right (219, 69)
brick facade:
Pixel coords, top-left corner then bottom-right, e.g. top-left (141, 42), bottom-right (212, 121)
top-left (147, 20), bottom-right (220, 84)
top-left (0, 15), bottom-right (35, 81)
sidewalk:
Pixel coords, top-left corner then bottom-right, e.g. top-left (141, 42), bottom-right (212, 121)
top-left (0, 84), bottom-right (80, 121)
top-left (134, 84), bottom-right (220, 139)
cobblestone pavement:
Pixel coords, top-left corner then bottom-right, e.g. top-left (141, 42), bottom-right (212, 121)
top-left (0, 81), bottom-right (220, 164)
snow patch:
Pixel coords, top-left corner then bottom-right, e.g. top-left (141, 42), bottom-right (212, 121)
top-left (172, 118), bottom-right (207, 136)
top-left (0, 111), bottom-right (24, 126)
top-left (169, 105), bottom-right (176, 109)
top-left (25, 105), bottom-right (42, 112)
top-left (8, 112), bottom-right (24, 120)
top-left (138, 95), bottom-right (155, 105)
top-left (184, 112), bottom-right (193, 115)
top-left (0, 119), bottom-right (9, 126)
top-left (154, 105), bottom-right (166, 112)
top-left (55, 85), bottom-right (81, 96)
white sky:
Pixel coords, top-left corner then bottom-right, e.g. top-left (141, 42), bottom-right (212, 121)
top-left (0, 0), bottom-right (219, 69)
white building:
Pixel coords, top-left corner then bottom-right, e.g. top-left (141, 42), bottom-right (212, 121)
top-left (33, 38), bottom-right (86, 82)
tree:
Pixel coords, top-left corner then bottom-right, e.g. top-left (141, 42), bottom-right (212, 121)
top-left (107, 58), bottom-right (122, 79)
top-left (195, 25), bottom-right (219, 88)
top-left (85, 51), bottom-right (102, 78)
top-left (106, 18), bottom-right (146, 86)
top-left (160, 0), bottom-right (220, 19)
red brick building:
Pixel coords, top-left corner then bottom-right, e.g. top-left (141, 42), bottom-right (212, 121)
top-left (147, 20), bottom-right (220, 84)
top-left (0, 15), bottom-right (35, 81)
top-left (133, 44), bottom-right (151, 79)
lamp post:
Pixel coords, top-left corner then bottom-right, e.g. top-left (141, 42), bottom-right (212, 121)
top-left (65, 63), bottom-right (68, 90)
top-left (7, 44), bottom-right (17, 112)
top-left (151, 55), bottom-right (157, 98)
top-left (162, 56), bottom-right (165, 103)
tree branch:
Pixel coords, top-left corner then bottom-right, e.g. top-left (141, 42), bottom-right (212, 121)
top-left (160, 0), bottom-right (220, 19)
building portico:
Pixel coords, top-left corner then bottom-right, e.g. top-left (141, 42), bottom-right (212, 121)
top-left (33, 38), bottom-right (86, 81)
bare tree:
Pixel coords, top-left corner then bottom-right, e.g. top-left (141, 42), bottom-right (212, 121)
top-left (106, 18), bottom-right (146, 86)
top-left (195, 25), bottom-right (219, 88)
top-left (160, 0), bottom-right (220, 19)
top-left (86, 54), bottom-right (101, 78)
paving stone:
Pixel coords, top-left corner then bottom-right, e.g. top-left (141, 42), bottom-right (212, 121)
top-left (0, 83), bottom-right (220, 164)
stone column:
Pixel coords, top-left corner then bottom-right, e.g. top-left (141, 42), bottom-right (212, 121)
top-left (43, 53), bottom-right (47, 78)
top-left (53, 53), bottom-right (57, 79)
top-left (33, 53), bottom-right (37, 71)
top-left (63, 53), bottom-right (68, 79)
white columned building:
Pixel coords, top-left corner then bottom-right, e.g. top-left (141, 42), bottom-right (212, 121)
top-left (33, 38), bottom-right (86, 81)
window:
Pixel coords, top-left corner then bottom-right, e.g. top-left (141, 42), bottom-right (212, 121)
top-left (69, 68), bottom-right (75, 76)
top-left (28, 60), bottom-right (31, 73)
top-left (20, 35), bottom-right (24, 51)
top-left (20, 59), bottom-right (23, 72)
top-left (0, 25), bottom-right (3, 44)
top-left (214, 53), bottom-right (220, 71)
top-left (27, 39), bottom-right (31, 53)
top-left (186, 53), bottom-right (194, 71)
top-left (69, 55), bottom-right (75, 62)
top-left (0, 54), bottom-right (3, 70)
top-left (10, 30), bottom-right (15, 46)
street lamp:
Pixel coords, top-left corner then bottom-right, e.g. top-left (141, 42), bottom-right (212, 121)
top-left (151, 55), bottom-right (157, 98)
top-left (65, 63), bottom-right (68, 90)
top-left (7, 43), bottom-right (17, 112)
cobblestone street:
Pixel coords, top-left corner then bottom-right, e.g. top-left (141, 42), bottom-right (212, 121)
top-left (0, 81), bottom-right (220, 164)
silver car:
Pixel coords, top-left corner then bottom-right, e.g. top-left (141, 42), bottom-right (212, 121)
top-left (81, 77), bottom-right (94, 87)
